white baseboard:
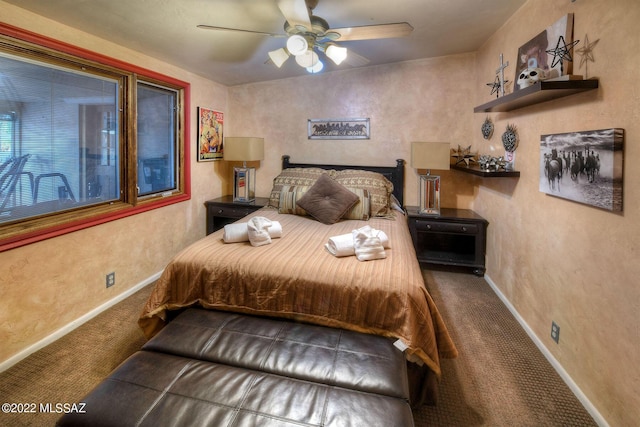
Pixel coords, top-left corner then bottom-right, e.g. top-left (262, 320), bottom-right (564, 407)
top-left (484, 274), bottom-right (609, 427)
top-left (0, 271), bottom-right (162, 373)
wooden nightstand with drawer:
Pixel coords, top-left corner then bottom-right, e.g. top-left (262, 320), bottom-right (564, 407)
top-left (205, 196), bottom-right (270, 235)
top-left (406, 207), bottom-right (488, 276)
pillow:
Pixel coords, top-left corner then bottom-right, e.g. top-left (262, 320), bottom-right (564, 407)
top-left (343, 188), bottom-right (371, 220)
top-left (332, 169), bottom-right (394, 217)
top-left (268, 168), bottom-right (331, 209)
top-left (279, 185), bottom-right (370, 220)
top-left (278, 185), bottom-right (309, 215)
top-left (390, 194), bottom-right (403, 214)
top-left (296, 174), bottom-right (359, 224)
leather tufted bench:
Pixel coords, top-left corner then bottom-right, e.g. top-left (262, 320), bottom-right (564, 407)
top-left (57, 308), bottom-right (414, 426)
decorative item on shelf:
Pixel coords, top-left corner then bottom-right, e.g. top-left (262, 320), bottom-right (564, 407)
top-left (575, 33), bottom-right (599, 79)
top-left (451, 144), bottom-right (477, 166)
top-left (504, 150), bottom-right (516, 171)
top-left (516, 57), bottom-right (550, 90)
top-left (411, 141), bottom-right (450, 216)
top-left (514, 14), bottom-right (576, 92)
top-left (481, 116), bottom-right (494, 140)
top-left (478, 154), bottom-right (507, 171)
top-left (223, 137), bottom-right (265, 203)
top-left (486, 77), bottom-right (501, 98)
top-left (502, 124), bottom-right (518, 152)
top-left (495, 53), bottom-right (509, 97)
top-left (486, 53), bottom-right (510, 98)
top-left (546, 35), bottom-right (580, 75)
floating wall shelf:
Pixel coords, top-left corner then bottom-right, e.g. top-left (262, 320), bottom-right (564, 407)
top-left (451, 163), bottom-right (520, 177)
top-left (474, 79), bottom-right (599, 113)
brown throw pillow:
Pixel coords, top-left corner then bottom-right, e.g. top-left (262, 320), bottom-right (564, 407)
top-left (296, 174), bottom-right (359, 224)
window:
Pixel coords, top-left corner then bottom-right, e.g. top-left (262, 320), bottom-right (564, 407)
top-left (0, 24), bottom-right (190, 251)
top-left (137, 83), bottom-right (178, 197)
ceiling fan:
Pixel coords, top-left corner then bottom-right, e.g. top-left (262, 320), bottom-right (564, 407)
top-left (197, 0), bottom-right (413, 73)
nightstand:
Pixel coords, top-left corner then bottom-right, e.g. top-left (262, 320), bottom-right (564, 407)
top-left (406, 207), bottom-right (488, 276)
top-left (205, 196), bottom-right (270, 235)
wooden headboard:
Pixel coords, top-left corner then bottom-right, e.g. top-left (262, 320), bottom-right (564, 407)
top-left (281, 155), bottom-right (405, 207)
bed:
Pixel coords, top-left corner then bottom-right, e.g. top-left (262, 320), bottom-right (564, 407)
top-left (138, 155), bottom-right (457, 405)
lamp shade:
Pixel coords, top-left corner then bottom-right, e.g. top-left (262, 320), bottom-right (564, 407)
top-left (223, 137), bottom-right (264, 162)
top-left (411, 141), bottom-right (450, 170)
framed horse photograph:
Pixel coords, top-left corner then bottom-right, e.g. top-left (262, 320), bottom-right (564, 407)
top-left (539, 128), bottom-right (624, 212)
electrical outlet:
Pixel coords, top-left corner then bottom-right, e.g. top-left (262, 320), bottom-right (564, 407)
top-left (106, 272), bottom-right (115, 288)
top-left (551, 321), bottom-right (560, 344)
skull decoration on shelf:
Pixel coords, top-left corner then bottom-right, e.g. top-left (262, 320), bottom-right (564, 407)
top-left (517, 68), bottom-right (546, 89)
top-left (516, 57), bottom-right (548, 89)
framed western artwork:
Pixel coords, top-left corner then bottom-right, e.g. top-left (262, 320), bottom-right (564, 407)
top-left (514, 14), bottom-right (576, 91)
top-left (197, 107), bottom-right (223, 161)
top-left (539, 128), bottom-right (624, 212)
top-left (308, 118), bottom-right (370, 140)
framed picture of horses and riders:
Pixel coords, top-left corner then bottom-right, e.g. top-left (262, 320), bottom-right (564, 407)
top-left (540, 128), bottom-right (624, 212)
top-left (308, 118), bottom-right (370, 140)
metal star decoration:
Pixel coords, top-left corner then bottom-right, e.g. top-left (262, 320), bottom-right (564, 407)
top-left (487, 76), bottom-right (501, 98)
top-left (576, 33), bottom-right (599, 78)
top-left (451, 145), bottom-right (477, 167)
top-left (546, 35), bottom-right (580, 74)
top-left (486, 54), bottom-right (510, 98)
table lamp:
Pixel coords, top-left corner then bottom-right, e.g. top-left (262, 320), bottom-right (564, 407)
top-left (411, 141), bottom-right (450, 216)
top-left (223, 137), bottom-right (264, 202)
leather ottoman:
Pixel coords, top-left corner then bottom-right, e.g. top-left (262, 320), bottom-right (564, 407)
top-left (57, 308), bottom-right (414, 426)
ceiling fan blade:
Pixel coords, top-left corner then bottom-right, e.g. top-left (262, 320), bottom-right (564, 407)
top-left (277, 0), bottom-right (312, 32)
top-left (344, 49), bottom-right (370, 67)
top-left (197, 24), bottom-right (283, 37)
top-left (329, 22), bottom-right (413, 41)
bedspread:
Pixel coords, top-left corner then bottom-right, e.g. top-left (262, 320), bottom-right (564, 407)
top-left (138, 208), bottom-right (457, 377)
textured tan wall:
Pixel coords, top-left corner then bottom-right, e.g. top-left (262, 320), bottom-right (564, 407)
top-left (473, 1), bottom-right (640, 425)
top-left (0, 2), bottom-right (229, 363)
top-left (226, 55), bottom-right (479, 208)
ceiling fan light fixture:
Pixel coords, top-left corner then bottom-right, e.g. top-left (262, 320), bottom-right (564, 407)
top-left (268, 48), bottom-right (290, 68)
top-left (307, 60), bottom-right (324, 74)
top-left (295, 50), bottom-right (319, 68)
top-left (286, 34), bottom-right (309, 56)
top-left (325, 44), bottom-right (348, 65)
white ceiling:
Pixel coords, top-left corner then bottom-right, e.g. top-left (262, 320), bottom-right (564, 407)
top-left (5, 0), bottom-right (527, 86)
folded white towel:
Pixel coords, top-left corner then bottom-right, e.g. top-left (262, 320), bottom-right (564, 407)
top-left (325, 233), bottom-right (355, 257)
top-left (223, 221), bottom-right (282, 243)
top-left (247, 216), bottom-right (273, 247)
top-left (352, 227), bottom-right (386, 262)
top-left (325, 225), bottom-right (389, 257)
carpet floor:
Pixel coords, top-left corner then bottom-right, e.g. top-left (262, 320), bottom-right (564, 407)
top-left (0, 269), bottom-right (596, 426)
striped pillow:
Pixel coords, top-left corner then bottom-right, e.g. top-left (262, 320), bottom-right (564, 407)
top-left (343, 188), bottom-right (370, 220)
top-left (268, 168), bottom-right (331, 209)
top-left (278, 185), bottom-right (309, 215)
top-left (278, 185), bottom-right (370, 220)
